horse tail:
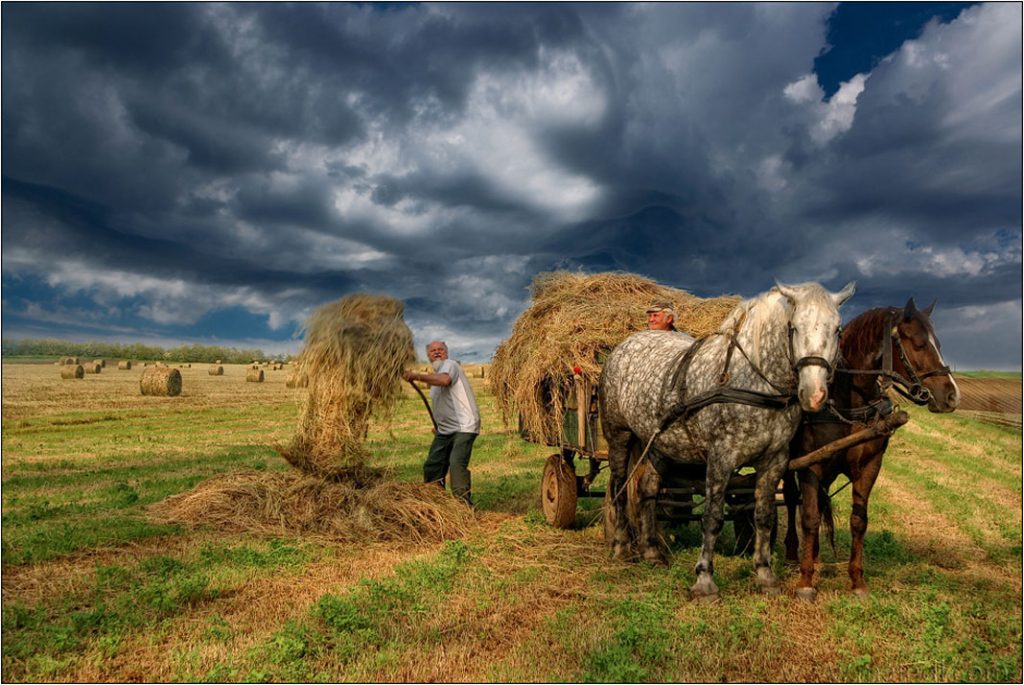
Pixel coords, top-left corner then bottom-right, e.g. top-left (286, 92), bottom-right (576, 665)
top-left (819, 481), bottom-right (837, 555)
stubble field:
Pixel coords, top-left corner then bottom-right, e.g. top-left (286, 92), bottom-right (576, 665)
top-left (1, 360), bottom-right (1021, 682)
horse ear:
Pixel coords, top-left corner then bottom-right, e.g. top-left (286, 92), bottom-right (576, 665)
top-left (922, 299), bottom-right (936, 317)
top-left (903, 297), bottom-right (917, 321)
top-left (774, 280), bottom-right (797, 302)
top-left (831, 281), bottom-right (856, 307)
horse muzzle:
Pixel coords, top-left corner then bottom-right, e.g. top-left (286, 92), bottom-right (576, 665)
top-left (795, 356), bottom-right (833, 412)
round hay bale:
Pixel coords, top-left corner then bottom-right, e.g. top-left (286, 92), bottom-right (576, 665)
top-left (246, 368), bottom-right (265, 383)
top-left (94, 359), bottom-right (106, 368)
top-left (61, 364), bottom-right (84, 380)
top-left (208, 365), bottom-right (224, 376)
top-left (140, 366), bottom-right (182, 397)
top-left (60, 356), bottom-right (79, 365)
top-left (215, 359), bottom-right (222, 364)
top-left (117, 360), bottom-right (132, 370)
top-left (84, 362), bottom-right (102, 374)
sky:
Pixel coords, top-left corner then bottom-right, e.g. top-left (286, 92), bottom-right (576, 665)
top-left (2, 2), bottom-right (1021, 369)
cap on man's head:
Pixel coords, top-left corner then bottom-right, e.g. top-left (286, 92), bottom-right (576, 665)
top-left (646, 300), bottom-right (675, 316)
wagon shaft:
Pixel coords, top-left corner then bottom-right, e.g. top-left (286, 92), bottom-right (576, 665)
top-left (787, 410), bottom-right (909, 471)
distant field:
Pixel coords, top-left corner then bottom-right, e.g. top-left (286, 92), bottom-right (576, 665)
top-left (2, 361), bottom-right (1020, 682)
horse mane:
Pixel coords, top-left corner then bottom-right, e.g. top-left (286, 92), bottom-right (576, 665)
top-left (716, 288), bottom-right (790, 368)
top-left (840, 307), bottom-right (895, 367)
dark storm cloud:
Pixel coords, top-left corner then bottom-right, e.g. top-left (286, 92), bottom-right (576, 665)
top-left (2, 3), bottom-right (1020, 368)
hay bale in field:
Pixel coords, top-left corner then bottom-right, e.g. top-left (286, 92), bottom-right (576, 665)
top-left (208, 365), bottom-right (224, 376)
top-left (246, 368), bottom-right (265, 383)
top-left (285, 370), bottom-right (309, 388)
top-left (284, 293), bottom-right (415, 479)
top-left (118, 360), bottom-right (132, 370)
top-left (94, 359), bottom-right (106, 368)
top-left (140, 366), bottom-right (182, 396)
top-left (61, 364), bottom-right (84, 380)
top-left (489, 271), bottom-right (740, 444)
top-left (215, 359), bottom-right (222, 364)
top-left (84, 362), bottom-right (102, 374)
top-left (148, 469), bottom-right (474, 543)
top-left (60, 356), bottom-right (80, 365)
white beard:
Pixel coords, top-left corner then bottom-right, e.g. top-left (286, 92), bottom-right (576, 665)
top-left (431, 359), bottom-right (444, 372)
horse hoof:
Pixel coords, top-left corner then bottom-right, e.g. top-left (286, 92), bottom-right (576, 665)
top-left (796, 586), bottom-right (817, 603)
top-left (691, 590), bottom-right (720, 603)
top-left (690, 579), bottom-right (719, 601)
top-left (852, 587), bottom-right (870, 599)
top-left (612, 543), bottom-right (631, 562)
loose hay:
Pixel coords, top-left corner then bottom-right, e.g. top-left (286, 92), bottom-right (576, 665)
top-left (148, 470), bottom-right (474, 543)
top-left (117, 360), bottom-right (132, 370)
top-left (246, 369), bottom-right (265, 383)
top-left (60, 365), bottom-right (84, 380)
top-left (489, 270), bottom-right (740, 443)
top-left (285, 293), bottom-right (415, 478)
top-left (140, 366), bottom-right (182, 396)
top-left (208, 365), bottom-right (224, 376)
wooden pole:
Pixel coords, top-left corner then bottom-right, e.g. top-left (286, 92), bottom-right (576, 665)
top-left (408, 380), bottom-right (439, 433)
top-left (788, 410), bottom-right (909, 471)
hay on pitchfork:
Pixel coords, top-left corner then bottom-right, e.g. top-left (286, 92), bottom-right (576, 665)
top-left (148, 469), bottom-right (474, 543)
top-left (489, 271), bottom-right (740, 444)
top-left (246, 368), bottom-right (265, 383)
top-left (140, 366), bottom-right (182, 396)
top-left (283, 293), bottom-right (415, 479)
top-left (61, 364), bottom-right (84, 380)
top-left (208, 365), bottom-right (224, 376)
top-left (118, 360), bottom-right (132, 370)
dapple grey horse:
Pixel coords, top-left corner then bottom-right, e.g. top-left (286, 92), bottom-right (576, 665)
top-left (599, 281), bottom-right (855, 598)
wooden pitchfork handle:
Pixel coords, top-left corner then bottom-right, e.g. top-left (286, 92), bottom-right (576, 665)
top-left (407, 380), bottom-right (439, 433)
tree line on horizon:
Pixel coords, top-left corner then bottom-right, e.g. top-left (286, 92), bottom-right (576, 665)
top-left (1, 338), bottom-right (284, 364)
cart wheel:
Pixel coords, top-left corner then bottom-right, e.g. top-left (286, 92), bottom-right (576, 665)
top-left (542, 454), bottom-right (577, 528)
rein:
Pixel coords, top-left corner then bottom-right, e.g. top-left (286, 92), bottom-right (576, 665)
top-left (835, 312), bottom-right (951, 406)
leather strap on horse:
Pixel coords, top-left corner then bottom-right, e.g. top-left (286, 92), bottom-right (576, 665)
top-left (835, 311), bottom-right (951, 406)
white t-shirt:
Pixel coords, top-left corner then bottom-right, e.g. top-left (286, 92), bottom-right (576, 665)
top-left (431, 359), bottom-right (481, 434)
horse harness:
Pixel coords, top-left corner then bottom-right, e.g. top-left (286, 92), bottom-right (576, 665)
top-left (616, 315), bottom-right (836, 503)
top-left (811, 311), bottom-right (952, 426)
top-left (653, 313), bottom-right (835, 449)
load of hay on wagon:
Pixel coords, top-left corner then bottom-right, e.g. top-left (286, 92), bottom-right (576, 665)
top-left (150, 293), bottom-right (475, 543)
top-left (489, 271), bottom-right (740, 445)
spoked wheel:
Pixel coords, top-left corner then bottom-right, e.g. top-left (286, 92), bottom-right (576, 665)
top-left (541, 454), bottom-right (577, 528)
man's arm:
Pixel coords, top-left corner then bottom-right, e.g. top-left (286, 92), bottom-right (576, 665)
top-left (403, 370), bottom-right (452, 386)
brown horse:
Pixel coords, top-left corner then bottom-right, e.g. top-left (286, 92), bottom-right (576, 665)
top-left (783, 298), bottom-right (960, 602)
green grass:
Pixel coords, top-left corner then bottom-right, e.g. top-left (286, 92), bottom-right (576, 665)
top-left (2, 369), bottom-right (1020, 682)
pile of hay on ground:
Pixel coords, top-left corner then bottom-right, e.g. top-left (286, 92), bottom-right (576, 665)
top-left (149, 470), bottom-right (474, 544)
top-left (284, 293), bottom-right (415, 479)
top-left (489, 271), bottom-right (740, 444)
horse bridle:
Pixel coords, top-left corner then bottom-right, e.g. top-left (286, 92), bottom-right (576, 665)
top-left (839, 312), bottom-right (951, 405)
top-left (788, 322), bottom-right (836, 385)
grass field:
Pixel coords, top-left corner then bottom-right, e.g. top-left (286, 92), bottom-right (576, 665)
top-left (2, 361), bottom-right (1021, 682)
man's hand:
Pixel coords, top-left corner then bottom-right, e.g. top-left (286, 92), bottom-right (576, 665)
top-left (402, 370), bottom-right (418, 382)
